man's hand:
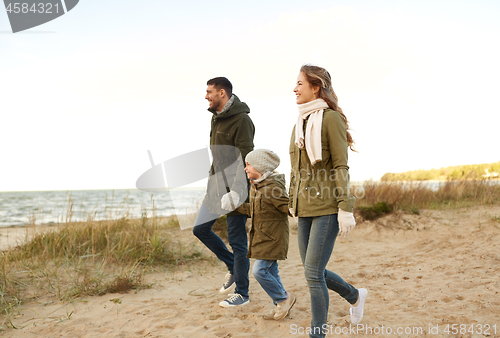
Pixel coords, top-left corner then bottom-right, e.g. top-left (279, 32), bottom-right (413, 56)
top-left (221, 191), bottom-right (240, 211)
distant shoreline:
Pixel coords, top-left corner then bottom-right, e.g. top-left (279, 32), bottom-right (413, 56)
top-left (380, 178), bottom-right (500, 183)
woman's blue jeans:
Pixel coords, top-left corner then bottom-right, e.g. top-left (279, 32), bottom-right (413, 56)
top-left (298, 214), bottom-right (359, 338)
top-left (252, 259), bottom-right (288, 305)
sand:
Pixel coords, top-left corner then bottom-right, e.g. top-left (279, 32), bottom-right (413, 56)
top-left (2, 205), bottom-right (500, 337)
top-left (0, 224), bottom-right (58, 252)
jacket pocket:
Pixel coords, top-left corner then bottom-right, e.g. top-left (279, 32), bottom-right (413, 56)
top-left (253, 193), bottom-right (262, 212)
top-left (216, 131), bottom-right (231, 138)
top-left (306, 181), bottom-right (325, 203)
top-left (260, 222), bottom-right (278, 241)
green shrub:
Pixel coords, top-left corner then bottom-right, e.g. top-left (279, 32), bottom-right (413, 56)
top-left (356, 201), bottom-right (393, 220)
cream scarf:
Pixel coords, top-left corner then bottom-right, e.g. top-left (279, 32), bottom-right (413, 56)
top-left (295, 99), bottom-right (329, 165)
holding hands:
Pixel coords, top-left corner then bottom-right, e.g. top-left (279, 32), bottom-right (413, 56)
top-left (221, 190), bottom-right (240, 211)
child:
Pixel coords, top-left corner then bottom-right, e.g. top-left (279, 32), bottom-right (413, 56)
top-left (236, 149), bottom-right (296, 320)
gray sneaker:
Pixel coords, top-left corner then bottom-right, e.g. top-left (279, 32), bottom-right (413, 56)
top-left (219, 293), bottom-right (250, 308)
top-left (274, 293), bottom-right (296, 320)
top-left (219, 272), bottom-right (236, 294)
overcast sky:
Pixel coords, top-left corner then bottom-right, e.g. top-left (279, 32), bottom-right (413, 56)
top-left (1, 0), bottom-right (499, 191)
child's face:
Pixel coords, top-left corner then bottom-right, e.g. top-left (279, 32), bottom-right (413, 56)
top-left (244, 162), bottom-right (262, 180)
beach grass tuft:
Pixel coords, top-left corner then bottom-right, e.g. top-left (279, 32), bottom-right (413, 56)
top-left (356, 201), bottom-right (393, 220)
top-left (0, 203), bottom-right (208, 329)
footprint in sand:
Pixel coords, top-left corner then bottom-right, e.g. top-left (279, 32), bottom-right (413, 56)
top-left (441, 296), bottom-right (453, 303)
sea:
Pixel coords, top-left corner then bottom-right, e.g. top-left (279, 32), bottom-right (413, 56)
top-left (0, 188), bottom-right (206, 228)
top-left (2, 180), bottom-right (498, 228)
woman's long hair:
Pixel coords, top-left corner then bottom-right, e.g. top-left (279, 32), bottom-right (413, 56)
top-left (300, 64), bottom-right (356, 152)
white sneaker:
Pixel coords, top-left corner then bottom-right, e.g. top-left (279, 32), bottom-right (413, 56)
top-left (274, 293), bottom-right (296, 320)
top-left (350, 288), bottom-right (367, 324)
top-left (262, 307), bottom-right (276, 320)
top-left (219, 272), bottom-right (236, 294)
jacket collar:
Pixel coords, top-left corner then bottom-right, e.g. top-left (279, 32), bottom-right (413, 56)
top-left (251, 173), bottom-right (285, 189)
top-left (209, 94), bottom-right (249, 120)
top-left (216, 95), bottom-right (235, 114)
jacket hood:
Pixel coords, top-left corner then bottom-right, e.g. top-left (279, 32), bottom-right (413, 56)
top-left (253, 173), bottom-right (286, 190)
top-left (208, 94), bottom-right (250, 120)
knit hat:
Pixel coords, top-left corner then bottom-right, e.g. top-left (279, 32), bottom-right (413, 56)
top-left (245, 149), bottom-right (280, 174)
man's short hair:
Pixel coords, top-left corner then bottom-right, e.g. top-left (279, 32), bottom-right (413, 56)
top-left (207, 77), bottom-right (233, 97)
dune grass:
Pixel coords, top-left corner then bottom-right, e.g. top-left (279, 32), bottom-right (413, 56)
top-left (0, 199), bottom-right (208, 330)
top-left (353, 179), bottom-right (500, 220)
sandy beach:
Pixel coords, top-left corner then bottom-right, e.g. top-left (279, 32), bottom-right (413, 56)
top-left (1, 205), bottom-right (499, 337)
top-left (0, 224), bottom-right (58, 252)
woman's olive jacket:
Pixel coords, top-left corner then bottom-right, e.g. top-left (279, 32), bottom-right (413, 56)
top-left (289, 109), bottom-right (356, 217)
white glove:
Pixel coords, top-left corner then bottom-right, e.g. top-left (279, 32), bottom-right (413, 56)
top-left (221, 191), bottom-right (240, 211)
top-left (338, 209), bottom-right (355, 237)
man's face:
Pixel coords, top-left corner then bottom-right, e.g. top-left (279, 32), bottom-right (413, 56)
top-left (205, 85), bottom-right (223, 111)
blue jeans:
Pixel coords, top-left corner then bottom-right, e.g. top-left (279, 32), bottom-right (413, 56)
top-left (192, 204), bottom-right (249, 298)
top-left (298, 214), bottom-right (359, 338)
top-left (252, 259), bottom-right (288, 305)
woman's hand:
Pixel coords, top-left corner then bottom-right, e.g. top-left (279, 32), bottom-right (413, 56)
top-left (338, 209), bottom-right (355, 237)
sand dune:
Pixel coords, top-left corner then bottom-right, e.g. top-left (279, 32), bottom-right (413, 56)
top-left (2, 205), bottom-right (500, 337)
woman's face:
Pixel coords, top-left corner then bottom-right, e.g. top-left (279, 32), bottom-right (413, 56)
top-left (294, 72), bottom-right (317, 104)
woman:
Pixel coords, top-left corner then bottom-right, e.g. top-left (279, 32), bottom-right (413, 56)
top-left (289, 64), bottom-right (367, 337)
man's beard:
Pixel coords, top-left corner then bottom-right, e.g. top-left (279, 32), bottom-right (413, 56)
top-left (210, 97), bottom-right (221, 111)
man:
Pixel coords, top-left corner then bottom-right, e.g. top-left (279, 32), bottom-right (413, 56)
top-left (193, 77), bottom-right (255, 307)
